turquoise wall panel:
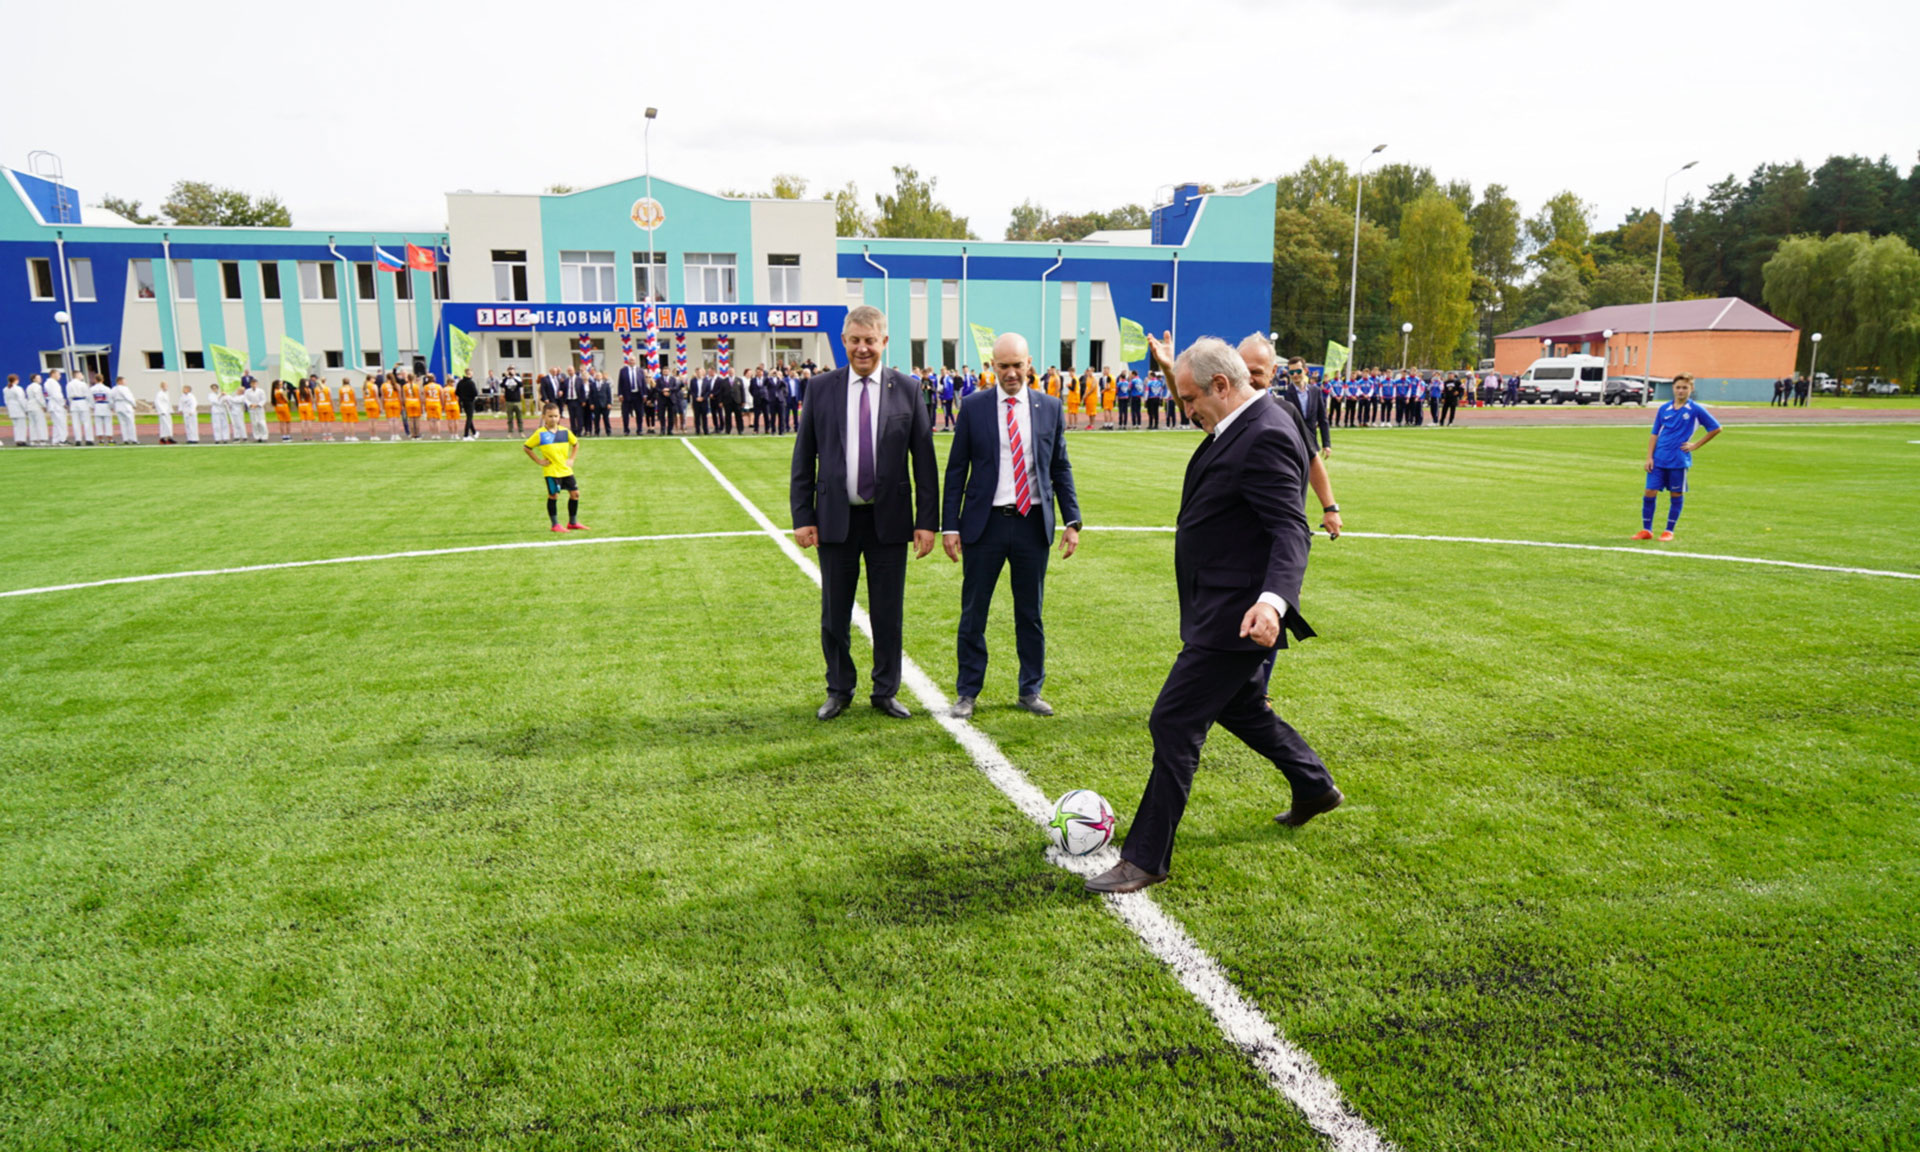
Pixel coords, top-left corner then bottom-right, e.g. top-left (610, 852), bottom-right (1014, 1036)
top-left (242, 265), bottom-right (268, 369)
top-left (192, 261), bottom-right (225, 351)
top-left (153, 255), bottom-right (179, 370)
top-left (278, 260), bottom-right (303, 344)
top-left (538, 177), bottom-right (753, 308)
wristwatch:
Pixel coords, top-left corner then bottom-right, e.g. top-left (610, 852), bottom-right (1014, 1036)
top-left (1321, 504), bottom-right (1339, 514)
top-left (1066, 520), bottom-right (1083, 530)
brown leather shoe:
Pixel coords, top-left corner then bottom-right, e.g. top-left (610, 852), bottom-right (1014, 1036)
top-left (1084, 859), bottom-right (1168, 894)
top-left (1274, 787), bottom-right (1344, 827)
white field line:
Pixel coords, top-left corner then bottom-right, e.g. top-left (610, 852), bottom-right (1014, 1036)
top-left (1082, 526), bottom-right (1920, 581)
top-left (0, 531), bottom-right (766, 600)
top-left (680, 438), bottom-right (1391, 1152)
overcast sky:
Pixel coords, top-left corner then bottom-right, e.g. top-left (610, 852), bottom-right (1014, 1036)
top-left (6, 0), bottom-right (1913, 243)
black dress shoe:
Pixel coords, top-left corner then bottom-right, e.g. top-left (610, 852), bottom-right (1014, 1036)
top-left (817, 694), bottom-right (852, 720)
top-left (1274, 786), bottom-right (1344, 827)
top-left (1016, 694), bottom-right (1054, 716)
top-left (871, 696), bottom-right (911, 720)
top-left (950, 696), bottom-right (976, 720)
top-left (1084, 859), bottom-right (1168, 893)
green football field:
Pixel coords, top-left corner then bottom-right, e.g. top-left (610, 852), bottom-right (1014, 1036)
top-left (2, 422), bottom-right (1916, 1151)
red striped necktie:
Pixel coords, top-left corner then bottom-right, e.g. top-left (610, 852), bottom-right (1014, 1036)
top-left (1006, 396), bottom-right (1031, 516)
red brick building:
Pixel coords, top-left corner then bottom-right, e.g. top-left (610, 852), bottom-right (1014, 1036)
top-left (1495, 298), bottom-right (1798, 401)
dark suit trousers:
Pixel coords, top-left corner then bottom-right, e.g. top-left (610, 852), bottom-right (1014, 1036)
top-left (692, 400), bottom-right (710, 434)
top-left (818, 505), bottom-right (908, 700)
top-left (956, 506), bottom-right (1048, 699)
top-left (1122, 645), bottom-right (1335, 877)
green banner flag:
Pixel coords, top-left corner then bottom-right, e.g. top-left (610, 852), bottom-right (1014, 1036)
top-left (280, 336), bottom-right (311, 383)
top-left (969, 322), bottom-right (996, 369)
top-left (1119, 317), bottom-right (1149, 365)
top-left (1323, 340), bottom-right (1350, 376)
top-left (448, 325), bottom-right (476, 379)
top-left (209, 344), bottom-right (248, 391)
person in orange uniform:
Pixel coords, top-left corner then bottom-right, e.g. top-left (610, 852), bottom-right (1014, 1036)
top-left (1101, 370), bottom-right (1118, 430)
top-left (315, 376), bottom-right (335, 440)
top-left (338, 377), bottom-right (360, 442)
top-left (422, 374), bottom-right (444, 439)
top-left (442, 378), bottom-right (460, 439)
top-left (381, 374), bottom-right (403, 441)
top-left (295, 380), bottom-right (315, 440)
top-left (402, 374), bottom-right (423, 440)
top-left (1063, 370), bottom-right (1081, 426)
top-left (273, 380), bottom-right (293, 441)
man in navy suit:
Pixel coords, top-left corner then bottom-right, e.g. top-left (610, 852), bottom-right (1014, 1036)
top-left (1087, 335), bottom-right (1343, 894)
top-left (941, 332), bottom-right (1081, 720)
top-left (618, 363), bottom-right (642, 434)
top-left (1271, 352), bottom-right (1332, 458)
top-left (791, 306), bottom-right (939, 720)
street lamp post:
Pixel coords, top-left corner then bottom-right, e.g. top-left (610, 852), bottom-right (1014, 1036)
top-left (643, 107), bottom-right (658, 306)
top-left (1400, 321), bottom-right (1412, 371)
top-left (53, 309), bottom-right (75, 381)
top-left (1343, 144), bottom-right (1387, 385)
top-left (1601, 327), bottom-right (1615, 403)
top-left (1808, 332), bottom-right (1823, 403)
top-left (1645, 160), bottom-right (1697, 400)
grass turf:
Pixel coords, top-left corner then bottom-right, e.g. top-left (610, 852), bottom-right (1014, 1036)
top-left (1, 424), bottom-right (1916, 1150)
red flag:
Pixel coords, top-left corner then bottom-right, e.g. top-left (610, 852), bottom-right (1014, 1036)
top-left (405, 243), bottom-right (437, 271)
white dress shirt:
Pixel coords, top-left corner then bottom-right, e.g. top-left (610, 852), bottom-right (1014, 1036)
top-left (843, 370), bottom-right (884, 506)
top-left (154, 388), bottom-right (173, 415)
top-left (1208, 390), bottom-right (1289, 619)
top-left (990, 385), bottom-right (1034, 507)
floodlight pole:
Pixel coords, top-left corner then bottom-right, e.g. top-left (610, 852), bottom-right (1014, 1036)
top-left (1344, 144), bottom-right (1386, 384)
top-left (1644, 160), bottom-right (1697, 400)
top-left (1808, 332), bottom-right (1822, 405)
top-left (1400, 321), bottom-right (1412, 372)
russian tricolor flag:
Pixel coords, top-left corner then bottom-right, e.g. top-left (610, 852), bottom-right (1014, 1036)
top-left (372, 244), bottom-right (405, 272)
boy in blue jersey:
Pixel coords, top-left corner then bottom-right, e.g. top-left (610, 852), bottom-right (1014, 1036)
top-left (1636, 373), bottom-right (1721, 541)
top-left (524, 402), bottom-right (588, 532)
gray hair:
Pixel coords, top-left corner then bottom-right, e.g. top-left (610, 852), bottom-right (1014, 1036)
top-left (1176, 336), bottom-right (1250, 393)
top-left (1237, 332), bottom-right (1276, 359)
top-left (844, 304), bottom-right (888, 337)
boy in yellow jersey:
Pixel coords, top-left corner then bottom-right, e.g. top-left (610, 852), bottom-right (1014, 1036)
top-left (523, 402), bottom-right (586, 532)
top-left (422, 375), bottom-right (444, 439)
top-left (339, 378), bottom-right (360, 442)
top-left (315, 378), bottom-right (335, 440)
top-left (383, 376), bottom-right (403, 441)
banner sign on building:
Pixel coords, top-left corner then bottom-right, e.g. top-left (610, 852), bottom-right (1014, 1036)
top-left (444, 303), bottom-right (847, 334)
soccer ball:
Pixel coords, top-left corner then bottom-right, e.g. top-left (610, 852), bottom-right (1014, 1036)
top-left (1046, 790), bottom-right (1117, 856)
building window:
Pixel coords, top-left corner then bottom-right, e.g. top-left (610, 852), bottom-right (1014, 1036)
top-left (221, 261), bottom-right (243, 300)
top-left (492, 249), bottom-right (529, 302)
top-left (1060, 341), bottom-right (1074, 372)
top-left (432, 266), bottom-right (449, 301)
top-left (355, 263), bottom-right (376, 300)
top-left (1059, 282), bottom-right (1077, 305)
top-left (172, 260), bottom-right (196, 301)
top-left (183, 350), bottom-right (206, 370)
top-left (363, 350), bottom-right (382, 368)
top-left (395, 268), bottom-right (414, 301)
top-left (260, 262), bottom-right (281, 300)
top-left (910, 279), bottom-right (927, 298)
top-left (683, 253), bottom-right (737, 304)
top-left (1150, 283), bottom-right (1168, 301)
top-left (298, 261), bottom-right (338, 301)
top-left (324, 350), bottom-right (344, 368)
top-left (632, 251), bottom-right (667, 303)
top-left (67, 258), bottom-right (96, 302)
top-left (942, 279), bottom-right (957, 299)
top-left (771, 336), bottom-right (803, 366)
top-left (845, 278), bottom-right (863, 297)
top-left (28, 258), bottom-right (55, 300)
top-left (767, 253), bottom-right (801, 304)
top-left (1090, 339), bottom-right (1106, 372)
top-left (1092, 282), bottom-right (1110, 301)
top-left (943, 339), bottom-right (957, 369)
top-left (131, 259), bottom-right (156, 300)
top-left (911, 338), bottom-right (926, 366)
top-left (559, 250), bottom-right (615, 303)
top-left (144, 350), bottom-right (165, 370)
top-left (573, 337), bottom-right (606, 369)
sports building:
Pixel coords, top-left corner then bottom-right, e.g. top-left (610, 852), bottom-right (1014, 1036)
top-left (2, 161), bottom-right (1277, 403)
top-left (1494, 298), bottom-right (1799, 401)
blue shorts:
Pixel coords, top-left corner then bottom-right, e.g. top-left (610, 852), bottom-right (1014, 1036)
top-left (1647, 465), bottom-right (1690, 492)
top-left (544, 474), bottom-right (578, 496)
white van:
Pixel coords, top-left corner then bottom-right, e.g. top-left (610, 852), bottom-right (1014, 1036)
top-left (1517, 355), bottom-right (1607, 404)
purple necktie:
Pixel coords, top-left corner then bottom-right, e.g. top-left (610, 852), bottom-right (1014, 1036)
top-left (856, 378), bottom-right (875, 502)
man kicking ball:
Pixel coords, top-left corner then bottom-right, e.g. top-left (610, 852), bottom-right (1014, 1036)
top-left (524, 402), bottom-right (587, 533)
top-left (1635, 373), bottom-right (1721, 542)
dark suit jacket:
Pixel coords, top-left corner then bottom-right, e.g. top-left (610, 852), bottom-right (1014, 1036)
top-left (590, 378), bottom-right (611, 407)
top-left (1279, 382), bottom-right (1332, 452)
top-left (538, 374), bottom-right (560, 405)
top-left (1176, 393), bottom-right (1316, 651)
top-left (791, 366), bottom-right (938, 545)
top-left (942, 386), bottom-right (1080, 545)
top-left (618, 366), bottom-right (641, 397)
